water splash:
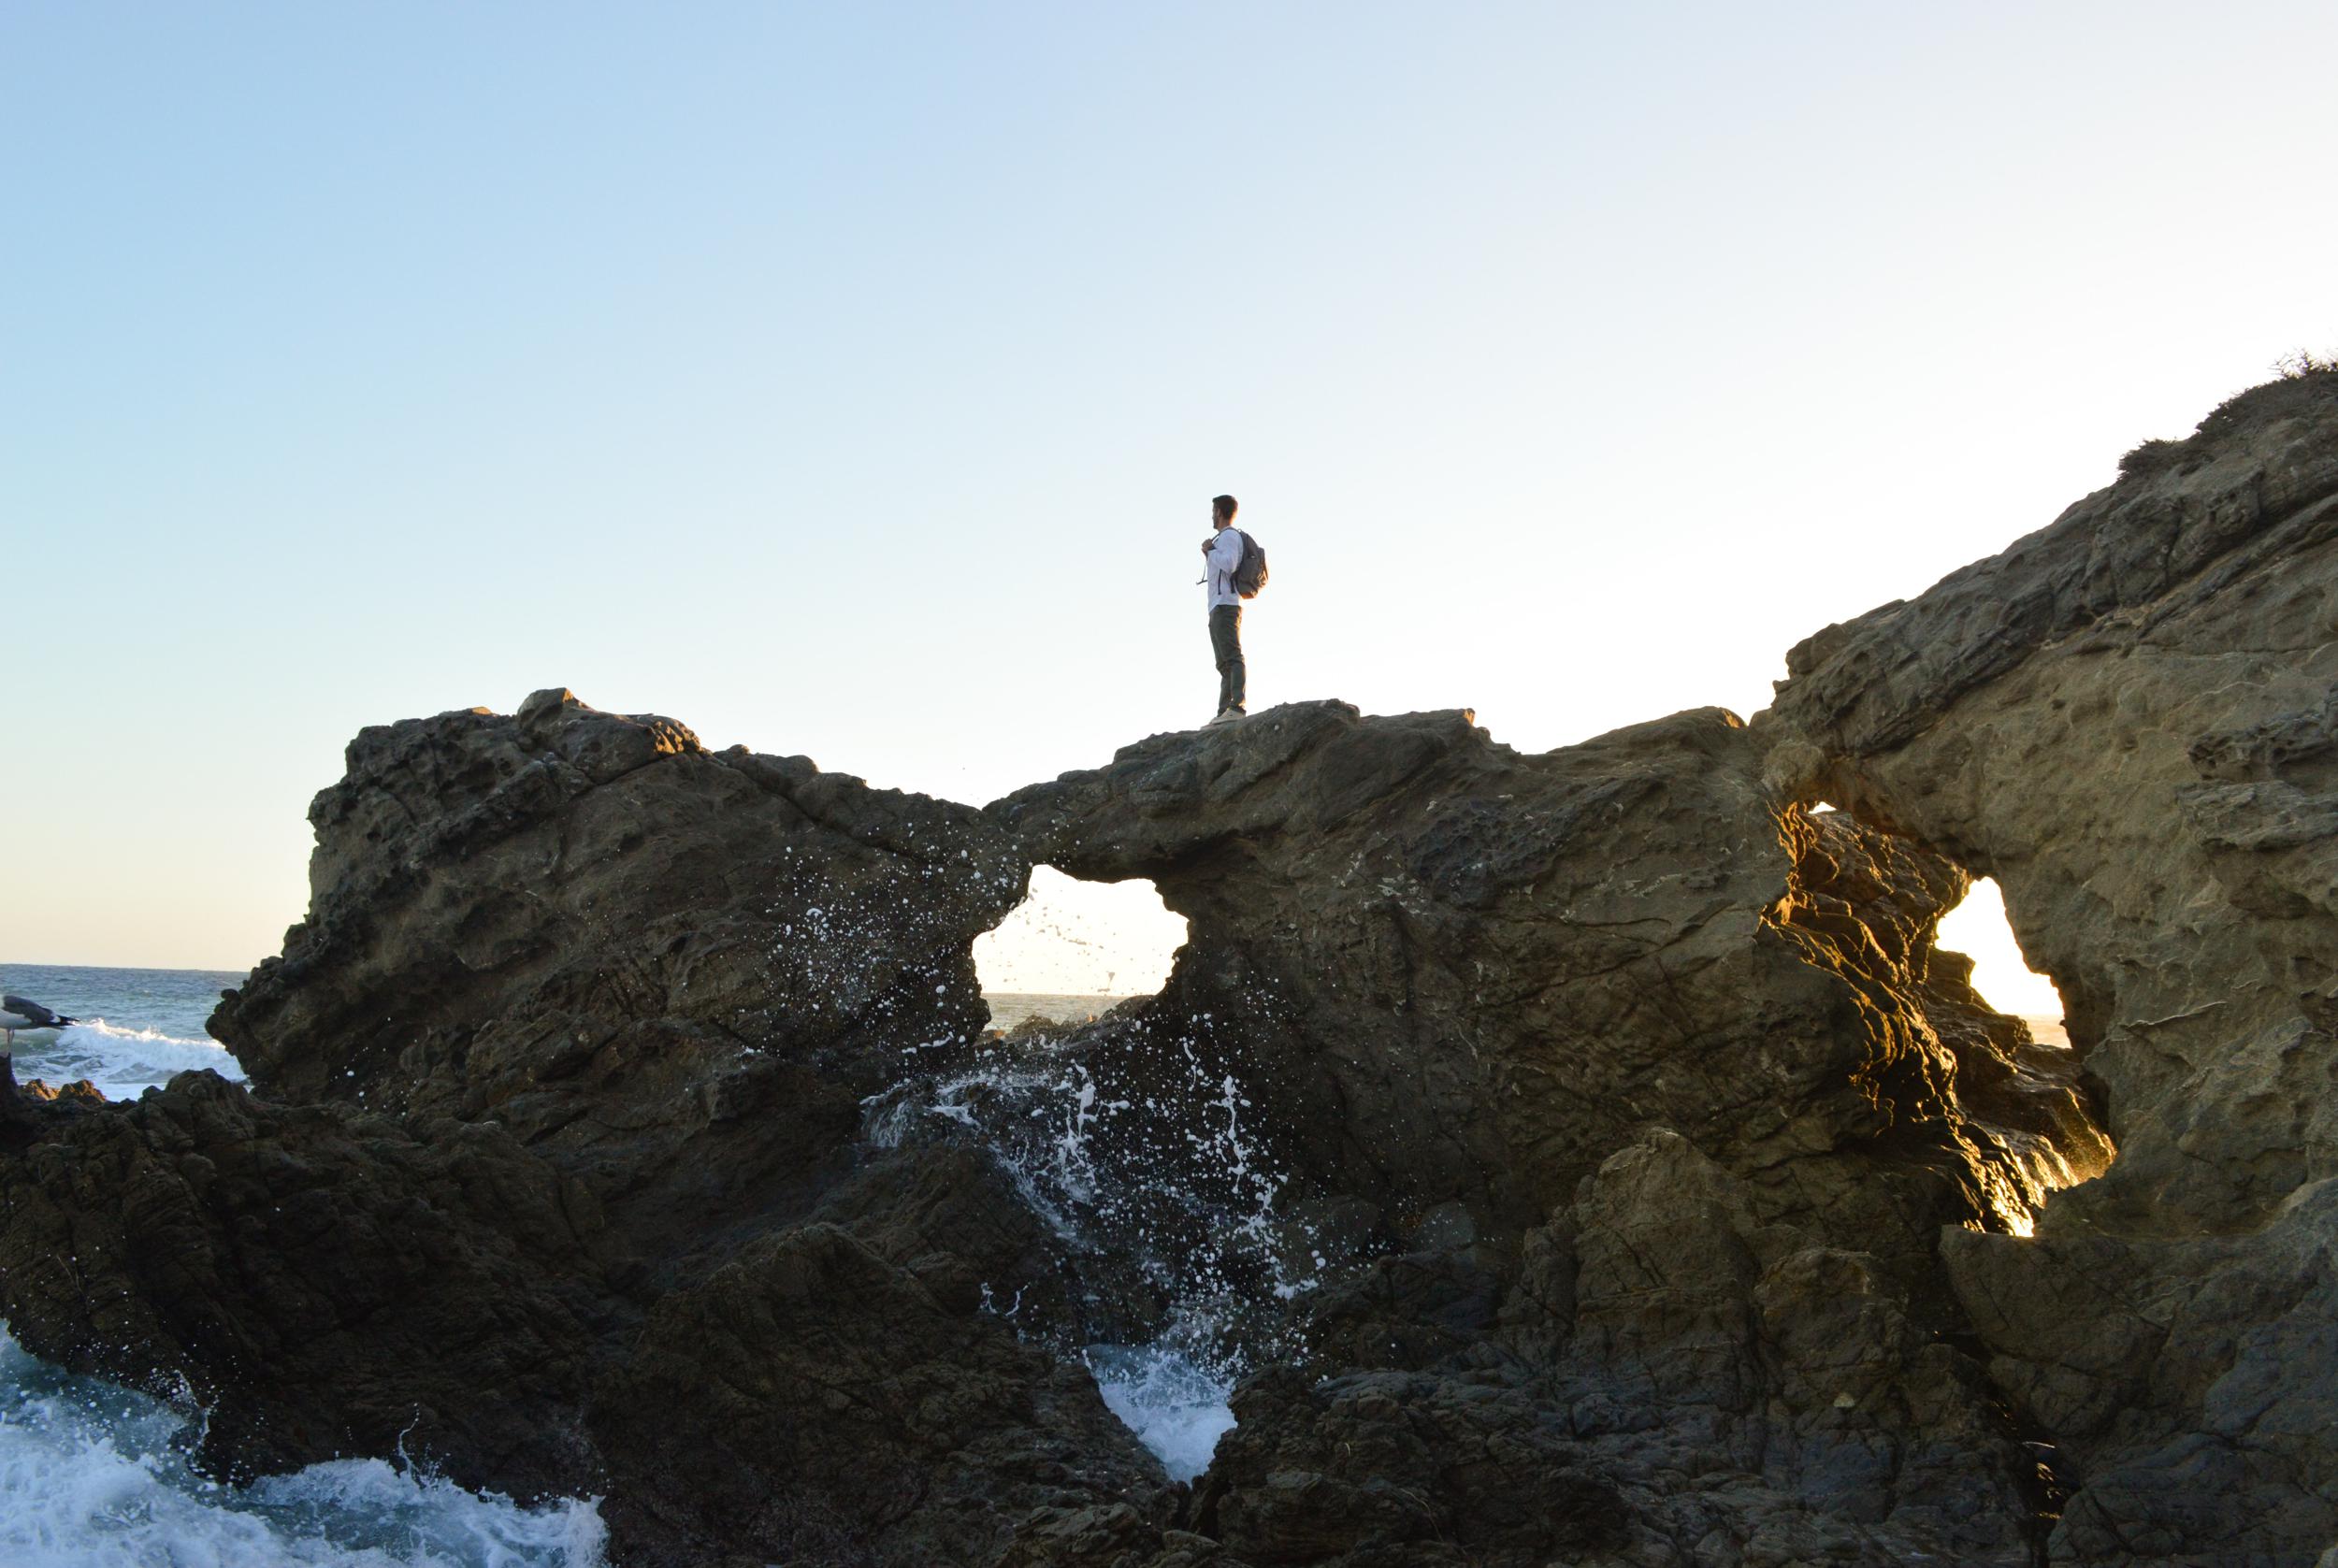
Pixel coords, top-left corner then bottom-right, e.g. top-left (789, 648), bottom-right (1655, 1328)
top-left (866, 1004), bottom-right (1352, 1479)
top-left (0, 1330), bottom-right (603, 1568)
top-left (1084, 1344), bottom-right (1236, 1484)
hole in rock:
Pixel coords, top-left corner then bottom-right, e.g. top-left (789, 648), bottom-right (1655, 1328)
top-left (1808, 806), bottom-right (2066, 1044)
top-left (972, 866), bottom-right (1188, 1037)
top-left (1935, 877), bottom-right (2067, 1044)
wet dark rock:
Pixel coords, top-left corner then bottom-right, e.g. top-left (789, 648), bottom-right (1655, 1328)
top-left (1288, 1244), bottom-right (1506, 1374)
top-left (1199, 1364), bottom-right (1632, 1567)
top-left (0, 1069), bottom-right (613, 1496)
top-left (209, 687), bottom-right (1030, 1277)
top-left (807, 1141), bottom-right (1101, 1342)
top-left (587, 1223), bottom-right (1160, 1568)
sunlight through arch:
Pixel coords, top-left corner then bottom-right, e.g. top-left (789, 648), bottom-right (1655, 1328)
top-left (1935, 875), bottom-right (2065, 1038)
top-left (973, 867), bottom-right (1190, 1028)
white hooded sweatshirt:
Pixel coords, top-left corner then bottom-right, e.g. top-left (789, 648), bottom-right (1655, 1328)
top-left (1205, 526), bottom-right (1246, 610)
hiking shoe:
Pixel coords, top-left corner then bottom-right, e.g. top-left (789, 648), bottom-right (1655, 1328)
top-left (1205, 708), bottom-right (1245, 727)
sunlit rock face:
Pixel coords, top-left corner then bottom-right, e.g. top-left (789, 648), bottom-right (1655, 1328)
top-left (1765, 368), bottom-right (2338, 1562)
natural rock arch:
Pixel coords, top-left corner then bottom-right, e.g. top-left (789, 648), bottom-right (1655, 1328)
top-left (2, 368), bottom-right (2333, 1565)
top-left (990, 701), bottom-right (2110, 1256)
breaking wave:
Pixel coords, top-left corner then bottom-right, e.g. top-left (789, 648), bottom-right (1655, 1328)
top-left (0, 1331), bottom-right (604, 1568)
top-left (17, 1018), bottom-right (246, 1102)
top-left (0, 968), bottom-right (608, 1568)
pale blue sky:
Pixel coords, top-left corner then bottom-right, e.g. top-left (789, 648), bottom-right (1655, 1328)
top-left (5, 3), bottom-right (2332, 1006)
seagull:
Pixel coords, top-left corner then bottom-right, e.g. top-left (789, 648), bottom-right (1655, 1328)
top-left (2, 995), bottom-right (78, 1049)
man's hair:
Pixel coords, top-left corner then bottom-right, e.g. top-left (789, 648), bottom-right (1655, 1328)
top-left (1213, 494), bottom-right (1238, 523)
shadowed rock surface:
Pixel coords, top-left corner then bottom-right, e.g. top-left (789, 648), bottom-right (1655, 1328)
top-left (0, 1064), bottom-right (615, 1495)
top-left (2, 373), bottom-right (2333, 1566)
top-left (589, 1223), bottom-right (1159, 1568)
top-left (990, 698), bottom-right (2105, 1266)
top-left (209, 686), bottom-right (1031, 1278)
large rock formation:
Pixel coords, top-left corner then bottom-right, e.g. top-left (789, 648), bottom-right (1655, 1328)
top-left (978, 698), bottom-right (2106, 1566)
top-left (211, 686), bottom-right (1030, 1275)
top-left (989, 698), bottom-right (2105, 1265)
top-left (1763, 367), bottom-right (2338, 1562)
top-left (2, 369), bottom-right (2331, 1567)
top-left (6, 691), bottom-right (1164, 1563)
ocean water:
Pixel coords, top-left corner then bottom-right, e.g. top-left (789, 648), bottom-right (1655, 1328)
top-left (1083, 1345), bottom-right (1238, 1483)
top-left (3, 964), bottom-right (249, 1100)
top-left (0, 963), bottom-right (607, 1568)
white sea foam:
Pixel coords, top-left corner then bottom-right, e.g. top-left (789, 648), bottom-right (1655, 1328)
top-left (19, 1019), bottom-right (247, 1102)
top-left (1, 970), bottom-right (607, 1567)
top-left (865, 1010), bottom-right (1345, 1482)
top-left (1085, 1344), bottom-right (1236, 1484)
top-left (0, 1330), bottom-right (604, 1568)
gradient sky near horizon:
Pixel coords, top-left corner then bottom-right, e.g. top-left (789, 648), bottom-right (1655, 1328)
top-left (6, 4), bottom-right (2333, 1015)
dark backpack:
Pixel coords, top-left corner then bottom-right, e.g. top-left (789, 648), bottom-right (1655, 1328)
top-left (1233, 530), bottom-right (1269, 598)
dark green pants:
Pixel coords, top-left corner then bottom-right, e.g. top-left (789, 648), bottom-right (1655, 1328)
top-left (1209, 604), bottom-right (1246, 713)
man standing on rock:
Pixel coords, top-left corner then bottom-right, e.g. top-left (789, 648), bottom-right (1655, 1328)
top-left (1202, 494), bottom-right (1248, 726)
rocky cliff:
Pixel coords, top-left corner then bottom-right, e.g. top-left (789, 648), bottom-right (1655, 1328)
top-left (211, 686), bottom-right (1030, 1280)
top-left (7, 692), bottom-right (1162, 1561)
top-left (1, 367), bottom-right (2332, 1566)
top-left (990, 698), bottom-right (2106, 1267)
top-left (978, 703), bottom-right (2103, 1565)
top-left (1763, 367), bottom-right (2338, 1562)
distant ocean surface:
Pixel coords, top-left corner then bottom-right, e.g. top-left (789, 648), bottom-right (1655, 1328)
top-left (0, 968), bottom-right (1138, 1086)
top-left (2, 962), bottom-right (248, 1100)
top-left (982, 991), bottom-right (1137, 1034)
